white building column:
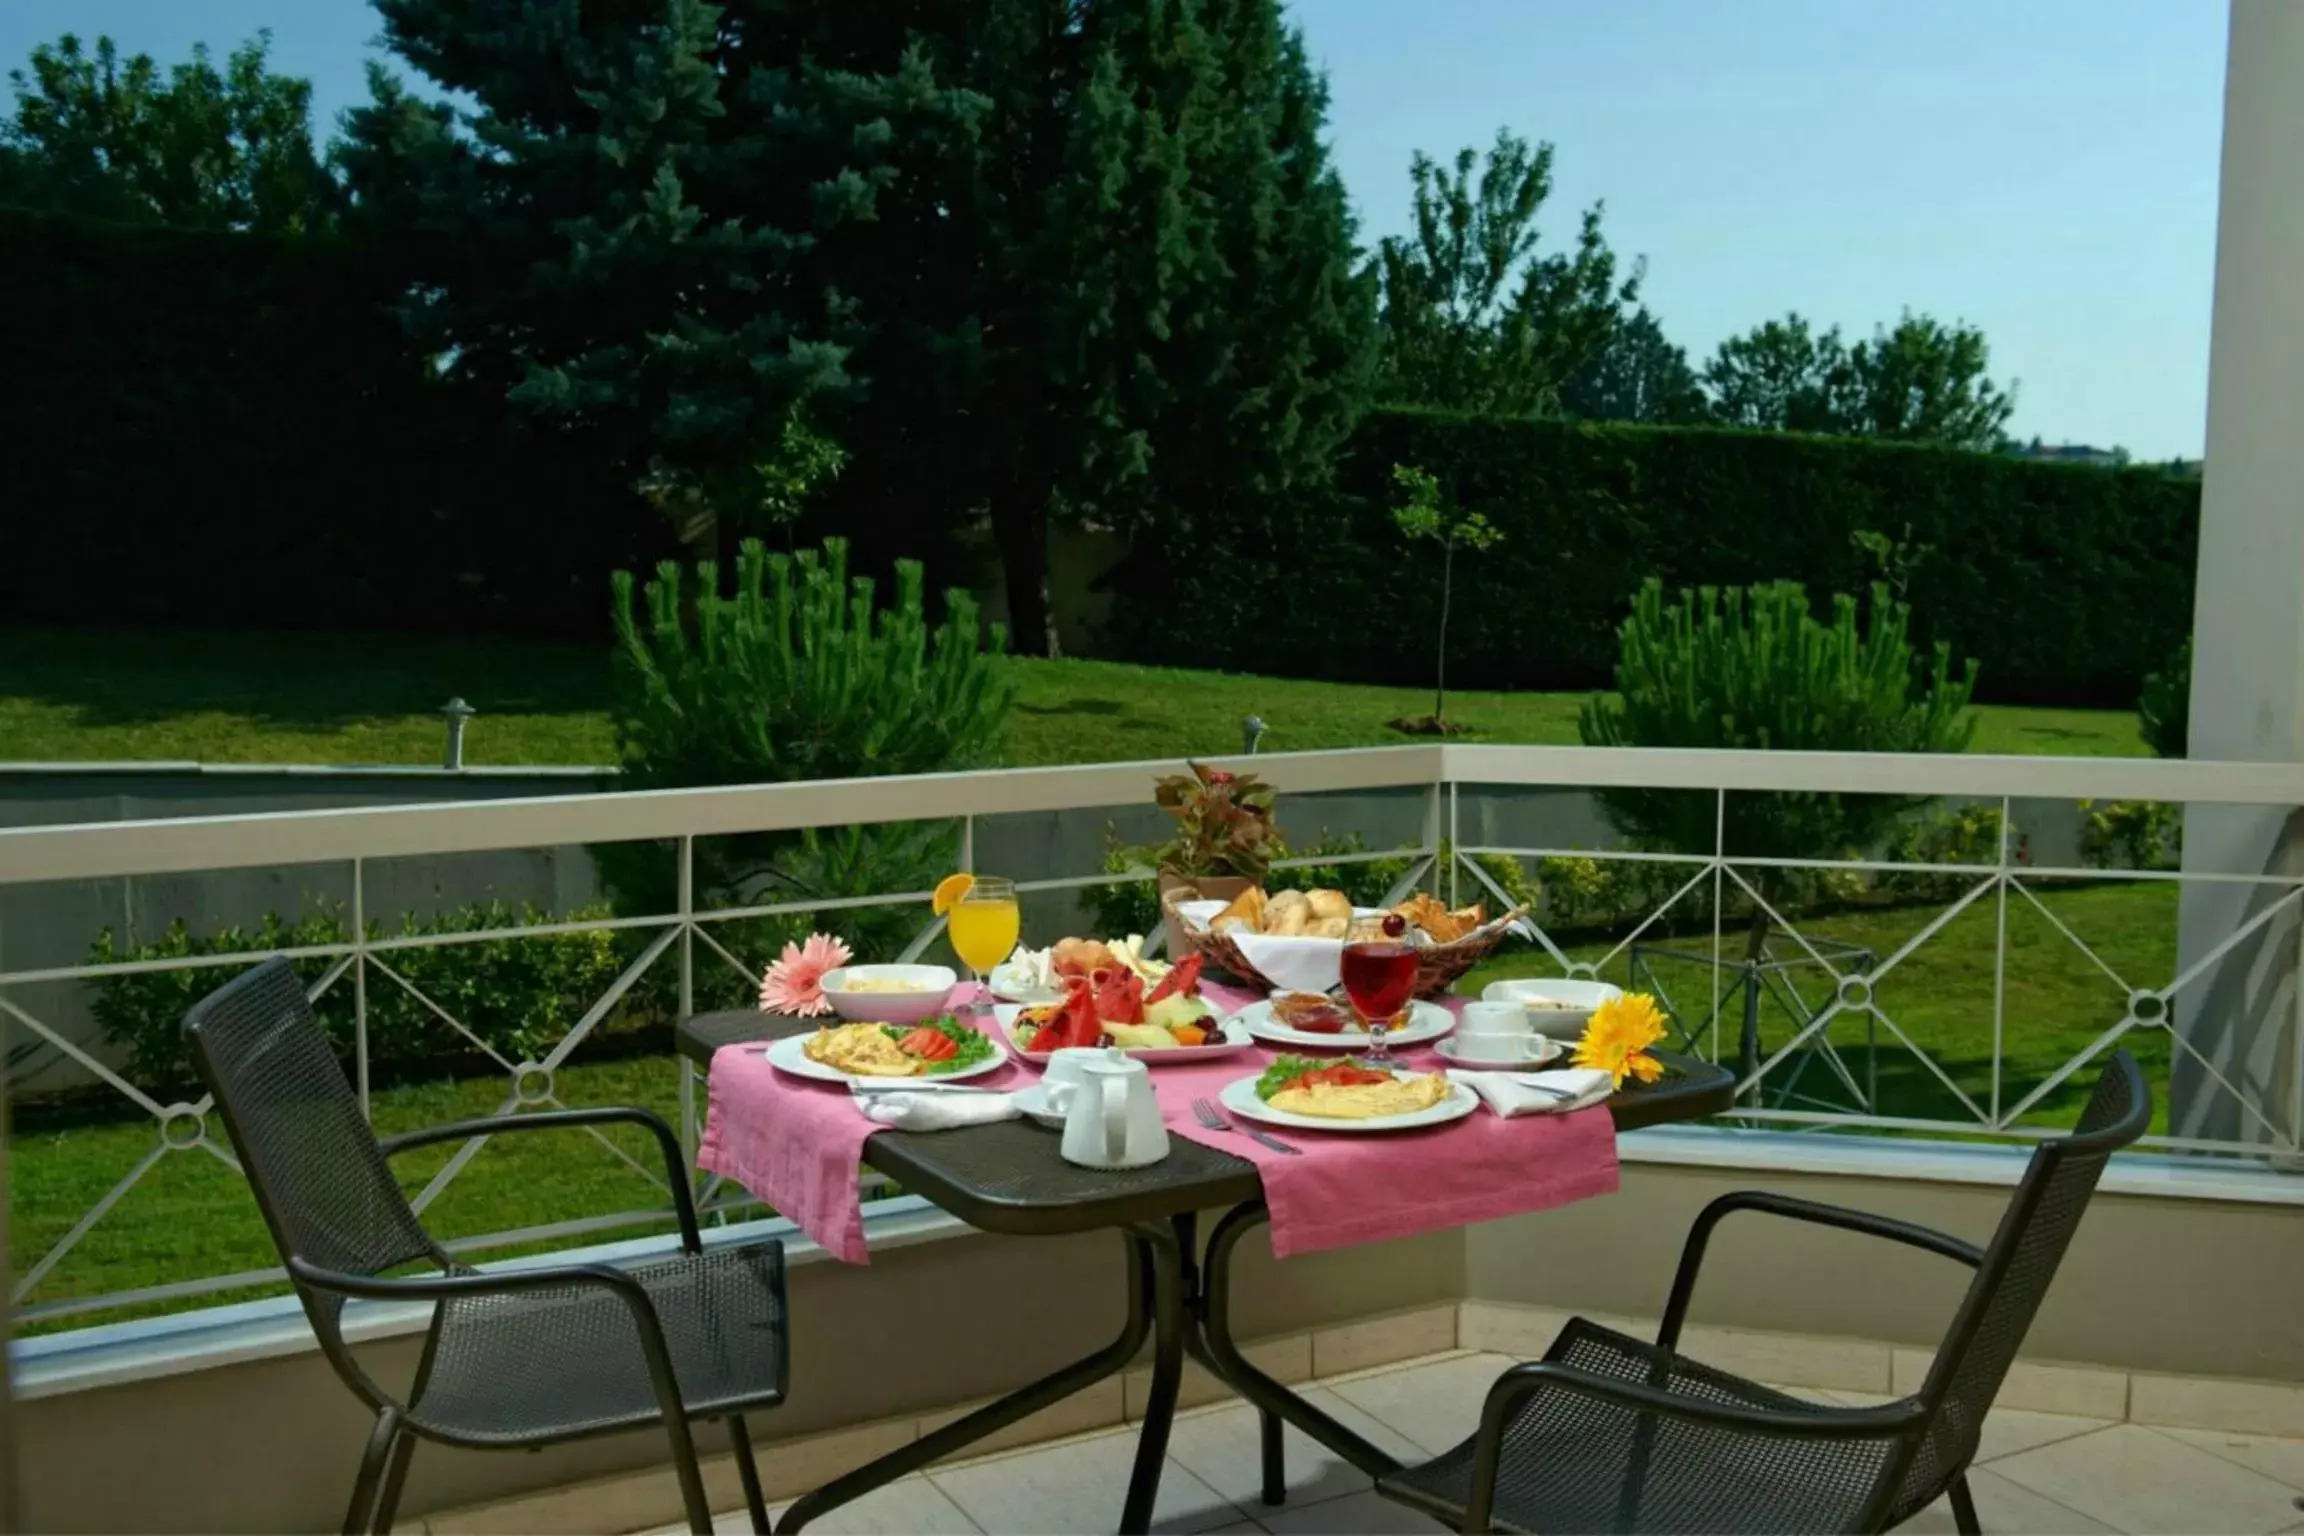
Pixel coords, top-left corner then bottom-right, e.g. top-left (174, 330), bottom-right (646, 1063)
top-left (2173, 1), bottom-right (2304, 1147)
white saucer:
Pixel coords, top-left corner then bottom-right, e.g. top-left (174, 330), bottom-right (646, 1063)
top-left (1435, 1036), bottom-right (1564, 1070)
top-left (1011, 1083), bottom-right (1068, 1129)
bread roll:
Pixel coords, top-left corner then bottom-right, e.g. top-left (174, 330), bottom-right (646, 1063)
top-left (1264, 889), bottom-right (1312, 936)
top-left (1306, 889), bottom-right (1352, 926)
top-left (1306, 914), bottom-right (1350, 940)
top-left (1211, 885), bottom-right (1267, 933)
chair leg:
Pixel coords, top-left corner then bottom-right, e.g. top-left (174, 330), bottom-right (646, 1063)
top-left (1949, 1473), bottom-right (1982, 1535)
top-left (729, 1413), bottom-right (770, 1534)
top-left (370, 1426), bottom-right (416, 1536)
top-left (1258, 1407), bottom-right (1286, 1506)
top-left (664, 1410), bottom-right (716, 1536)
top-left (342, 1411), bottom-right (400, 1536)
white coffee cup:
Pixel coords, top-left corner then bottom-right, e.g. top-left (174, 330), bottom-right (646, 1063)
top-left (1458, 1000), bottom-right (1533, 1036)
top-left (1451, 1030), bottom-right (1546, 1063)
top-left (1041, 1046), bottom-right (1103, 1111)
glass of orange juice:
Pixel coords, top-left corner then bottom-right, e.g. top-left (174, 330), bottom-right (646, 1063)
top-left (948, 875), bottom-right (1020, 1016)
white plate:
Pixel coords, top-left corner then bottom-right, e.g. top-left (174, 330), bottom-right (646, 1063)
top-left (761, 1024), bottom-right (1009, 1085)
top-left (1234, 997), bottom-right (1457, 1051)
top-left (993, 1004), bottom-right (1256, 1064)
top-left (1218, 1070), bottom-right (1479, 1134)
top-left (1436, 1035), bottom-right (1564, 1070)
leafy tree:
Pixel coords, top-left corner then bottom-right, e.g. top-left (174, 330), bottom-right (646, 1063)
top-left (0, 31), bottom-right (337, 232)
top-left (1703, 309), bottom-right (2015, 450)
top-left (1390, 462), bottom-right (1503, 731)
top-left (809, 0), bottom-right (1375, 655)
top-left (1375, 127), bottom-right (1639, 416)
top-left (1580, 579), bottom-right (1978, 976)
top-left (337, 0), bottom-right (965, 551)
top-left (1561, 305), bottom-right (1707, 424)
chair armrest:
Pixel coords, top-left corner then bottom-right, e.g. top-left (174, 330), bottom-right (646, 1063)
top-left (286, 1256), bottom-right (695, 1427)
top-left (1460, 1360), bottom-right (1928, 1531)
top-left (1659, 1190), bottom-right (1983, 1349)
top-left (380, 1106), bottom-right (702, 1250)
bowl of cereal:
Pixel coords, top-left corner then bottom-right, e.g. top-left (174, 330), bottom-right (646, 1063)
top-left (818, 965), bottom-right (960, 1026)
top-left (1479, 977), bottom-right (1625, 1040)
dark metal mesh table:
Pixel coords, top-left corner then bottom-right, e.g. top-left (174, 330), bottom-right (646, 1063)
top-left (677, 1007), bottom-right (1735, 1532)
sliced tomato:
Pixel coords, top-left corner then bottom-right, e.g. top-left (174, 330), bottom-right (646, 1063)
top-left (896, 1026), bottom-right (959, 1061)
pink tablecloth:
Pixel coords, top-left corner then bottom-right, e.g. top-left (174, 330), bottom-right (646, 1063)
top-left (697, 984), bottom-right (1618, 1264)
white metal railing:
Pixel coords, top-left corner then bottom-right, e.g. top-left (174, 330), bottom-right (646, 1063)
top-left (3, 743), bottom-right (2301, 1330)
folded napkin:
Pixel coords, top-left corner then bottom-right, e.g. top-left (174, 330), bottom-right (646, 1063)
top-left (1229, 932), bottom-right (1351, 995)
top-left (855, 1089), bottom-right (1020, 1131)
top-left (1446, 1067), bottom-right (1614, 1118)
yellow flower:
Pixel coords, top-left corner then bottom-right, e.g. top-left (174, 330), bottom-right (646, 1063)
top-left (1574, 992), bottom-right (1670, 1088)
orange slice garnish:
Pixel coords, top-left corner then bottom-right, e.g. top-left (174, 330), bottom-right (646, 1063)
top-left (931, 872), bottom-right (976, 916)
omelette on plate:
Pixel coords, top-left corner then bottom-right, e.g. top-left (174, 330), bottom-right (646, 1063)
top-left (1258, 1057), bottom-right (1451, 1120)
top-left (803, 1022), bottom-right (922, 1077)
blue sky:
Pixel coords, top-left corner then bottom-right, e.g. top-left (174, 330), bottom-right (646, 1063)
top-left (1, 0), bottom-right (2229, 458)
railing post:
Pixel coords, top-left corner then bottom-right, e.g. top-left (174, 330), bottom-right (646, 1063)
top-left (1992, 797), bottom-right (2011, 1129)
top-left (678, 836), bottom-right (697, 1165)
top-left (353, 856), bottom-right (369, 1119)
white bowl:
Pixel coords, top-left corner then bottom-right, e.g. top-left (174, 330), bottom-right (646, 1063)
top-left (1480, 977), bottom-right (1625, 1039)
top-left (820, 964), bottom-right (959, 1026)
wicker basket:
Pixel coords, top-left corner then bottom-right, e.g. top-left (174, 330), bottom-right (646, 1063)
top-left (1161, 889), bottom-right (1523, 1000)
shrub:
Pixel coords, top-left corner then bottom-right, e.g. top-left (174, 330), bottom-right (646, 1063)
top-left (1118, 410), bottom-right (2198, 707)
top-left (1882, 803), bottom-right (2023, 902)
top-left (1580, 579), bottom-right (1977, 957)
top-left (2138, 638), bottom-right (2191, 758)
top-left (607, 536), bottom-right (1016, 962)
top-left (2078, 799), bottom-right (2182, 872)
top-left (89, 902), bottom-right (629, 1095)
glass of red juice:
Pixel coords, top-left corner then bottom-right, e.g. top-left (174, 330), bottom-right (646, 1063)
top-left (1340, 939), bottom-right (1418, 1063)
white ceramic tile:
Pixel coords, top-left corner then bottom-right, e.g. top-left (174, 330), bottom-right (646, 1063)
top-left (1977, 1407), bottom-right (2119, 1465)
top-left (1324, 1352), bottom-right (1518, 1458)
top-left (1992, 1424), bottom-right (2304, 1535)
top-left (1893, 1467), bottom-right (2114, 1535)
top-left (1310, 1307), bottom-right (1459, 1379)
top-left (749, 1477), bottom-right (979, 1535)
top-left (2133, 1374), bottom-right (2304, 1438)
top-left (920, 1377), bottom-right (1127, 1463)
top-left (1256, 1489), bottom-right (1447, 1535)
top-left (759, 1419), bottom-right (920, 1504)
top-left (927, 1427), bottom-right (1244, 1535)
top-left (1161, 1388), bottom-right (1428, 1511)
top-left (1198, 1526), bottom-right (1268, 1535)
top-left (2160, 1426), bottom-right (2304, 1494)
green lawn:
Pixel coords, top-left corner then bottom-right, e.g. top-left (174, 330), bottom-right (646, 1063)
top-left (0, 627), bottom-right (2150, 766)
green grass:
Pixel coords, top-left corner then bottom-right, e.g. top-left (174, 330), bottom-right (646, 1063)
top-left (0, 627), bottom-right (2150, 767)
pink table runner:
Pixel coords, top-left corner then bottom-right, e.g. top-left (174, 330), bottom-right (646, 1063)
top-left (697, 984), bottom-right (1617, 1264)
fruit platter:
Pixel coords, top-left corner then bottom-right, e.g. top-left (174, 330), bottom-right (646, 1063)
top-left (999, 952), bottom-right (1253, 1062)
top-left (1163, 885), bottom-right (1526, 998)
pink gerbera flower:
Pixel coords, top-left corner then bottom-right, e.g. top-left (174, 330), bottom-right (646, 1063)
top-left (759, 932), bottom-right (852, 1016)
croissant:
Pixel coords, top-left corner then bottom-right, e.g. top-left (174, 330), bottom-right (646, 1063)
top-left (1210, 885), bottom-right (1267, 934)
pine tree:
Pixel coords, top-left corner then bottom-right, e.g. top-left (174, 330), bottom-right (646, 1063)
top-left (337, 0), bottom-right (968, 547)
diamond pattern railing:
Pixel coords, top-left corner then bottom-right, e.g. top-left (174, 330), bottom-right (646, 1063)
top-left (3, 747), bottom-right (2301, 1332)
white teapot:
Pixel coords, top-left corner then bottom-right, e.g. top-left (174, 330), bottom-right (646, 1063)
top-left (1058, 1048), bottom-right (1169, 1170)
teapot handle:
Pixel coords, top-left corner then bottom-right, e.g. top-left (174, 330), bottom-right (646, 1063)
top-left (1102, 1073), bottom-right (1127, 1164)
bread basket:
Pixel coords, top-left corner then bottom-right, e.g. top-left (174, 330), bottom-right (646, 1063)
top-left (1161, 888), bottom-right (1523, 999)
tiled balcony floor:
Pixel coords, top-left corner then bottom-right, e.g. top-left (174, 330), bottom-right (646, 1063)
top-left (652, 1350), bottom-right (2304, 1536)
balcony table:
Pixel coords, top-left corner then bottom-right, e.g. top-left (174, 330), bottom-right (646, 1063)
top-left (677, 1008), bottom-right (1734, 1534)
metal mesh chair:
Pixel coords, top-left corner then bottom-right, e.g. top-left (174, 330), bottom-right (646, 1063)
top-left (184, 957), bottom-right (786, 1536)
top-left (1377, 1050), bottom-right (2151, 1534)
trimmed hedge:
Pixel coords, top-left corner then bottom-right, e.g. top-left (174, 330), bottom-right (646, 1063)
top-left (1119, 410), bottom-right (2199, 706)
top-left (0, 206), bottom-right (672, 635)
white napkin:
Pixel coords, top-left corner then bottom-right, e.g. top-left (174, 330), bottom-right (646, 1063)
top-left (856, 1091), bottom-right (1021, 1131)
top-left (1445, 1067), bottom-right (1614, 1118)
top-left (1229, 931), bottom-right (1350, 995)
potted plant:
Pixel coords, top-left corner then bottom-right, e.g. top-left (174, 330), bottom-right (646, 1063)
top-left (1151, 762), bottom-right (1282, 908)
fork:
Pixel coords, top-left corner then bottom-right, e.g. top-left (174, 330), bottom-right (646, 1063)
top-left (1192, 1097), bottom-right (1300, 1155)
